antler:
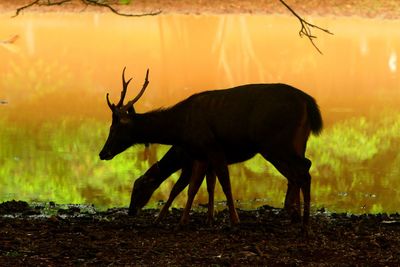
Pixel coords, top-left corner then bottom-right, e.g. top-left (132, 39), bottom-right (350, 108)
top-left (116, 67), bottom-right (132, 108)
top-left (123, 69), bottom-right (150, 110)
top-left (105, 67), bottom-right (149, 112)
top-left (106, 93), bottom-right (114, 110)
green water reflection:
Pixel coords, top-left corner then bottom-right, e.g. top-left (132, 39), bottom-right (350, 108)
top-left (0, 113), bottom-right (399, 213)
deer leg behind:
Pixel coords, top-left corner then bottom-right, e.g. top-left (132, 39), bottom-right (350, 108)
top-left (300, 167), bottom-right (312, 229)
top-left (205, 168), bottom-right (216, 226)
top-left (261, 152), bottom-right (304, 223)
top-left (278, 157), bottom-right (312, 234)
top-left (288, 157), bottom-right (313, 231)
top-left (155, 165), bottom-right (192, 224)
top-left (179, 160), bottom-right (208, 226)
top-left (209, 152), bottom-right (239, 226)
top-left (284, 182), bottom-right (301, 223)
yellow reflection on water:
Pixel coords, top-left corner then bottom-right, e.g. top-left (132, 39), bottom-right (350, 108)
top-left (0, 12), bottom-right (399, 213)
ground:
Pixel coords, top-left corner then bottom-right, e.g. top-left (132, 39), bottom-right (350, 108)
top-left (1, 200), bottom-right (400, 266)
top-left (2, 1), bottom-right (400, 266)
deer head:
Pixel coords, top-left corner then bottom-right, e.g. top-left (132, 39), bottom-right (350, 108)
top-left (99, 67), bottom-right (149, 160)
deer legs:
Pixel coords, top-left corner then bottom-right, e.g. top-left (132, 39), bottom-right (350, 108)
top-left (146, 148), bottom-right (308, 229)
top-left (262, 153), bottom-right (312, 229)
top-left (180, 161), bottom-right (208, 225)
top-left (212, 162), bottom-right (240, 225)
top-left (155, 164), bottom-right (217, 225)
top-left (207, 150), bottom-right (240, 225)
top-left (179, 151), bottom-right (239, 227)
top-left (301, 172), bottom-right (311, 227)
top-left (284, 182), bottom-right (301, 222)
top-left (136, 149), bottom-right (307, 229)
top-left (155, 166), bottom-right (191, 224)
top-left (205, 170), bottom-right (216, 225)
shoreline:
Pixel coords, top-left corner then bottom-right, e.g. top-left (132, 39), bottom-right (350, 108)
top-left (1, 0), bottom-right (400, 19)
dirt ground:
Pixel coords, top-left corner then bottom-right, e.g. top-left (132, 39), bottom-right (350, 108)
top-left (1, 200), bottom-right (400, 266)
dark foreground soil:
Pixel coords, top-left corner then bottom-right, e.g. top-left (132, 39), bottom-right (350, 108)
top-left (1, 200), bottom-right (400, 266)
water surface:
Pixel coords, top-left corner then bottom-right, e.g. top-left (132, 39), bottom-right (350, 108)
top-left (1, 13), bottom-right (399, 213)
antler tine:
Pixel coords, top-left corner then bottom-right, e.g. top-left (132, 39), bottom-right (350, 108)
top-left (106, 93), bottom-right (114, 110)
top-left (116, 66), bottom-right (133, 108)
top-left (124, 68), bottom-right (150, 109)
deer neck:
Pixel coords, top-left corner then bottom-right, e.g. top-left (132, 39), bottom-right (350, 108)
top-left (131, 109), bottom-right (183, 145)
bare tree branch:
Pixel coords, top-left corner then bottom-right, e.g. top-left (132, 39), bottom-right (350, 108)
top-left (82, 0), bottom-right (161, 17)
top-left (13, 0), bottom-right (40, 17)
top-left (279, 0), bottom-right (333, 54)
top-left (12, 0), bottom-right (162, 18)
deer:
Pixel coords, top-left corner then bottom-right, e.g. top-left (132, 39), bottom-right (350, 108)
top-left (128, 145), bottom-right (301, 225)
top-left (99, 67), bottom-right (323, 231)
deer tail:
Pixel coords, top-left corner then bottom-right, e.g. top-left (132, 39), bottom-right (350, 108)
top-left (306, 95), bottom-right (323, 136)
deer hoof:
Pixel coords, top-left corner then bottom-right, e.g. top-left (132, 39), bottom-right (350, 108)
top-left (175, 221), bottom-right (190, 231)
top-left (127, 208), bottom-right (138, 217)
top-left (300, 226), bottom-right (313, 239)
top-left (205, 217), bottom-right (214, 227)
top-left (290, 211), bottom-right (302, 224)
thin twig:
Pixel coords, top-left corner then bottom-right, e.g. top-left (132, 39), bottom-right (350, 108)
top-left (279, 0), bottom-right (333, 54)
top-left (12, 0), bottom-right (40, 18)
top-left (83, 0), bottom-right (162, 17)
top-left (44, 0), bottom-right (72, 6)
